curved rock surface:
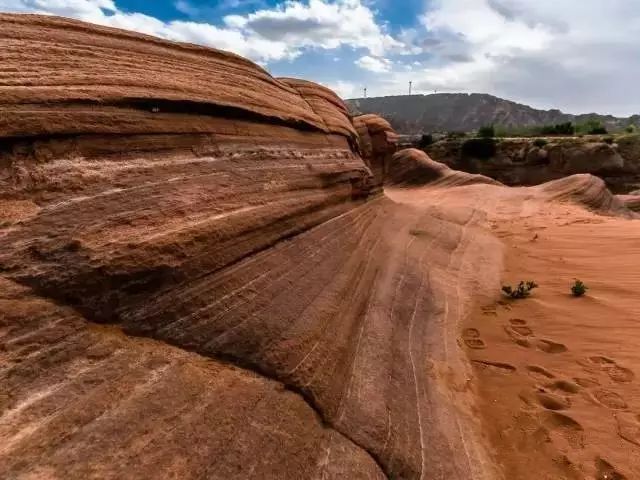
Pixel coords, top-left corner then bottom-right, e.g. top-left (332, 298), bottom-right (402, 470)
top-left (388, 148), bottom-right (500, 188)
top-left (0, 14), bottom-right (496, 480)
top-left (0, 14), bottom-right (335, 136)
top-left (353, 114), bottom-right (398, 190)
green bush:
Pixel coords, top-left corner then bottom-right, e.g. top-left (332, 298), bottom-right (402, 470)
top-left (461, 138), bottom-right (497, 160)
top-left (478, 125), bottom-right (495, 138)
top-left (502, 281), bottom-right (539, 299)
top-left (446, 131), bottom-right (467, 139)
top-left (533, 138), bottom-right (548, 148)
top-left (577, 119), bottom-right (608, 135)
top-left (418, 134), bottom-right (434, 148)
top-left (626, 125), bottom-right (637, 134)
top-left (540, 122), bottom-right (575, 135)
top-left (495, 125), bottom-right (544, 137)
top-left (571, 280), bottom-right (588, 297)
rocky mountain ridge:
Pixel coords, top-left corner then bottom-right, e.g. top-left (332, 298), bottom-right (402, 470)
top-left (347, 93), bottom-right (640, 134)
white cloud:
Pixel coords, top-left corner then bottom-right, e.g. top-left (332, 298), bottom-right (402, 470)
top-left (322, 80), bottom-right (359, 99)
top-left (0, 0), bottom-right (404, 63)
top-left (4, 0), bottom-right (640, 115)
top-left (225, 0), bottom-right (402, 56)
top-left (353, 0), bottom-right (640, 116)
top-left (355, 55), bottom-right (392, 73)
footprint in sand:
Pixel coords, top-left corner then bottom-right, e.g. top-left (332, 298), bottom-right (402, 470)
top-left (543, 411), bottom-right (585, 450)
top-left (536, 339), bottom-right (569, 354)
top-left (535, 388), bottom-right (571, 411)
top-left (592, 389), bottom-right (628, 410)
top-left (546, 379), bottom-right (581, 394)
top-left (616, 412), bottom-right (640, 446)
top-left (574, 377), bottom-right (600, 388)
top-left (462, 328), bottom-right (486, 350)
top-left (595, 458), bottom-right (627, 480)
top-left (503, 319), bottom-right (568, 353)
top-left (481, 305), bottom-right (498, 317)
top-left (504, 319), bottom-right (534, 348)
top-left (497, 300), bottom-right (512, 311)
top-left (527, 365), bottom-right (556, 381)
top-left (472, 360), bottom-right (516, 374)
top-left (587, 356), bottom-right (635, 383)
top-left (523, 375), bottom-right (579, 412)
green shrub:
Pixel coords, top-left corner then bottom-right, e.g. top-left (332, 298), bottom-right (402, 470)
top-left (540, 122), bottom-right (575, 135)
top-left (418, 134), bottom-right (434, 148)
top-left (495, 125), bottom-right (544, 137)
top-left (571, 280), bottom-right (588, 297)
top-left (626, 125), bottom-right (637, 134)
top-left (478, 125), bottom-right (495, 138)
top-left (577, 119), bottom-right (608, 135)
top-left (446, 131), bottom-right (467, 139)
top-left (461, 138), bottom-right (496, 160)
top-left (502, 281), bottom-right (539, 299)
top-left (533, 138), bottom-right (548, 148)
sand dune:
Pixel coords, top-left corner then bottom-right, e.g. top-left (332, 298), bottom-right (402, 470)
top-left (1, 14), bottom-right (639, 480)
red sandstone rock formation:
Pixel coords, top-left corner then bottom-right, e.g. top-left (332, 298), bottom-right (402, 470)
top-left (0, 13), bottom-right (391, 479)
top-left (389, 148), bottom-right (500, 188)
top-left (1, 14), bottom-right (495, 480)
top-left (353, 114), bottom-right (398, 191)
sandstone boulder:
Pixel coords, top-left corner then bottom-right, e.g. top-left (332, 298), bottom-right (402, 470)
top-left (353, 114), bottom-right (398, 190)
top-left (388, 148), bottom-right (500, 188)
top-left (548, 142), bottom-right (625, 174)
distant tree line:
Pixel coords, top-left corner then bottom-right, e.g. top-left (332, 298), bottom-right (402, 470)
top-left (487, 120), bottom-right (611, 137)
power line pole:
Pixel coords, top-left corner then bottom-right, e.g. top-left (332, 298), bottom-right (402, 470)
top-left (409, 81), bottom-right (412, 95)
top-left (363, 87), bottom-right (367, 98)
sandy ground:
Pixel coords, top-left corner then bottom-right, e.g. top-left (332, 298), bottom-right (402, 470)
top-left (464, 198), bottom-right (640, 479)
top-left (387, 170), bottom-right (640, 480)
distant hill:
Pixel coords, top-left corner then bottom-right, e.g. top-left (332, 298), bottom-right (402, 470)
top-left (346, 93), bottom-right (640, 134)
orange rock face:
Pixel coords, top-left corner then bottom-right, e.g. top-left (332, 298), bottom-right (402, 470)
top-left (353, 114), bottom-right (398, 190)
top-left (1, 15), bottom-right (500, 480)
top-left (0, 13), bottom-right (390, 480)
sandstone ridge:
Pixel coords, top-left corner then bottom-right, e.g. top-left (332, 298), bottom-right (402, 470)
top-left (0, 14), bottom-right (489, 480)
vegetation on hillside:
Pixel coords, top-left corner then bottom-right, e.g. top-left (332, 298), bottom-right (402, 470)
top-left (461, 137), bottom-right (496, 159)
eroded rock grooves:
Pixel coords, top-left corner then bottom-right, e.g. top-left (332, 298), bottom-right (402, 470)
top-left (0, 13), bottom-right (496, 480)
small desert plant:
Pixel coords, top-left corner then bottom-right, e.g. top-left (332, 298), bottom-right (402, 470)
top-left (502, 281), bottom-right (539, 299)
top-left (533, 138), bottom-right (548, 148)
top-left (571, 280), bottom-right (588, 297)
top-left (603, 136), bottom-right (615, 145)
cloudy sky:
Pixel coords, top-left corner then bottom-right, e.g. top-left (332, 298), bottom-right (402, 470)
top-left (2, 0), bottom-right (639, 116)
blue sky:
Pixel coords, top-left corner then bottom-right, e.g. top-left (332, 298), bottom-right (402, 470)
top-left (2, 0), bottom-right (640, 115)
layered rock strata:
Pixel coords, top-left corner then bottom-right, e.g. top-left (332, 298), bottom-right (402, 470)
top-left (0, 14), bottom-right (495, 480)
